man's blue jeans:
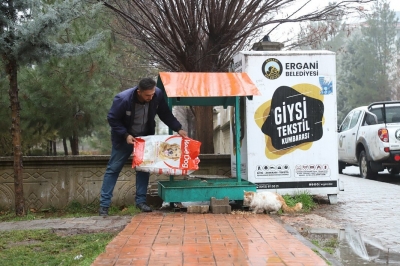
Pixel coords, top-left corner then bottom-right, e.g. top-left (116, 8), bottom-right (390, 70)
top-left (100, 142), bottom-right (150, 207)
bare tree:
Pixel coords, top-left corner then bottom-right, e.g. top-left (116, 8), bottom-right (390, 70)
top-left (100, 0), bottom-right (374, 153)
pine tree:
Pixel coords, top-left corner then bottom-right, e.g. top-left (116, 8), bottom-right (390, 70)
top-left (0, 0), bottom-right (103, 215)
top-left (337, 0), bottom-right (399, 121)
top-left (19, 9), bottom-right (119, 155)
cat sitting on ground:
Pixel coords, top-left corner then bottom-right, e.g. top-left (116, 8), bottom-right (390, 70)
top-left (243, 190), bottom-right (302, 214)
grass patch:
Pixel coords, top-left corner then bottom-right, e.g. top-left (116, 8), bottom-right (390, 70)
top-left (311, 237), bottom-right (339, 254)
top-left (0, 229), bottom-right (116, 266)
top-left (0, 202), bottom-right (142, 265)
top-left (282, 191), bottom-right (316, 212)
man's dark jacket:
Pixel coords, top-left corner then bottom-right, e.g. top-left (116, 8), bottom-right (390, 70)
top-left (107, 86), bottom-right (182, 148)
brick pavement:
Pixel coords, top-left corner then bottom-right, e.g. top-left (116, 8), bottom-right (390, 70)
top-left (92, 212), bottom-right (329, 266)
top-left (0, 212), bottom-right (339, 265)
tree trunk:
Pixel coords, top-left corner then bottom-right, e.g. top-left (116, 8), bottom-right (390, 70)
top-left (193, 106), bottom-right (214, 154)
top-left (53, 140), bottom-right (57, 156)
top-left (47, 140), bottom-right (51, 156)
top-left (63, 138), bottom-right (68, 155)
top-left (6, 57), bottom-right (25, 216)
top-left (69, 132), bottom-right (79, 155)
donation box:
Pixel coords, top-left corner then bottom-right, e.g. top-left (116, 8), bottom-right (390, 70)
top-left (231, 50), bottom-right (342, 204)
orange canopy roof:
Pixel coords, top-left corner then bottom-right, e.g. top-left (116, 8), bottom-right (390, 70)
top-left (159, 72), bottom-right (261, 97)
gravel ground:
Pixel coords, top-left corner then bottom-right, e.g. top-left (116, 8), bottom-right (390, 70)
top-left (279, 212), bottom-right (340, 232)
top-left (279, 196), bottom-right (341, 231)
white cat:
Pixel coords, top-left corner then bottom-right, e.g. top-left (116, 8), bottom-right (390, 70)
top-left (243, 190), bottom-right (302, 214)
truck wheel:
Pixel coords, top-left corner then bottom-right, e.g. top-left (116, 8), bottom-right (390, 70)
top-left (389, 168), bottom-right (399, 175)
top-left (338, 162), bottom-right (346, 174)
top-left (359, 150), bottom-right (377, 179)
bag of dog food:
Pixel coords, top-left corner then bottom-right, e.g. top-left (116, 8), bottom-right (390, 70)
top-left (132, 135), bottom-right (201, 175)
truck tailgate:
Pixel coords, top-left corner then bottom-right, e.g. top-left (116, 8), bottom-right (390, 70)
top-left (387, 124), bottom-right (400, 151)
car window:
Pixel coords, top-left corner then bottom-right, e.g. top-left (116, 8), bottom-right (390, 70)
top-left (370, 108), bottom-right (384, 123)
top-left (369, 105), bottom-right (400, 123)
top-left (363, 113), bottom-right (377, 126)
top-left (348, 110), bottom-right (361, 129)
top-left (339, 111), bottom-right (353, 132)
top-left (387, 106), bottom-right (400, 123)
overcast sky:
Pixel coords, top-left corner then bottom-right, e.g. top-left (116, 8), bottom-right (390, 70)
top-left (267, 0), bottom-right (400, 44)
top-left (315, 0), bottom-right (399, 12)
top-left (387, 0), bottom-right (400, 11)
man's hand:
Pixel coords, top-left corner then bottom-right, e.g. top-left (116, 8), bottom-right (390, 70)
top-left (126, 135), bottom-right (136, 144)
top-left (178, 129), bottom-right (188, 138)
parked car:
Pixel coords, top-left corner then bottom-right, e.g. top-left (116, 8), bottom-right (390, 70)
top-left (338, 101), bottom-right (400, 179)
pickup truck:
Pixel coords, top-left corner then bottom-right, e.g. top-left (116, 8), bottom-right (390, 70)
top-left (338, 101), bottom-right (400, 179)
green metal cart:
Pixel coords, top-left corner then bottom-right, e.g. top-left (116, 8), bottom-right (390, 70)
top-left (156, 72), bottom-right (261, 202)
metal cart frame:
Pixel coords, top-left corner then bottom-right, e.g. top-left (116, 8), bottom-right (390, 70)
top-left (156, 72), bottom-right (261, 202)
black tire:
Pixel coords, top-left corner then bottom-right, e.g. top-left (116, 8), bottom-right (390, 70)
top-left (389, 168), bottom-right (399, 175)
top-left (338, 161), bottom-right (346, 174)
top-left (359, 150), bottom-right (377, 179)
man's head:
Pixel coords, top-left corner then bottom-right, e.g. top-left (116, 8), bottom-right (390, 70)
top-left (137, 78), bottom-right (156, 103)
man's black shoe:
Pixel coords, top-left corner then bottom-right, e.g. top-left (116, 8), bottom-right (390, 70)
top-left (99, 206), bottom-right (109, 216)
top-left (136, 203), bottom-right (152, 212)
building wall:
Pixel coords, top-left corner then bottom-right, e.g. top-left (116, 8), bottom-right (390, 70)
top-left (0, 155), bottom-right (231, 211)
top-left (213, 106), bottom-right (233, 154)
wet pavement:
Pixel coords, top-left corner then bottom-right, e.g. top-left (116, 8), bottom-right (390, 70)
top-left (301, 166), bottom-right (400, 265)
top-left (307, 226), bottom-right (400, 265)
top-left (313, 166), bottom-right (400, 253)
top-left (91, 212), bottom-right (330, 265)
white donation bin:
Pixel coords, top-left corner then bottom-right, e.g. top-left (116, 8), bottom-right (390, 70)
top-left (231, 50), bottom-right (342, 204)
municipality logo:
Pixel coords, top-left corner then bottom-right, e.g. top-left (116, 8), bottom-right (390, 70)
top-left (262, 58), bottom-right (283, 80)
top-left (395, 129), bottom-right (400, 141)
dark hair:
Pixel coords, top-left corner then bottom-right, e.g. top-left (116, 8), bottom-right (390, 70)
top-left (138, 78), bottom-right (156, 90)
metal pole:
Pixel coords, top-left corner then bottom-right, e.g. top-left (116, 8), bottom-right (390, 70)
top-left (235, 96), bottom-right (241, 183)
top-left (167, 97), bottom-right (174, 182)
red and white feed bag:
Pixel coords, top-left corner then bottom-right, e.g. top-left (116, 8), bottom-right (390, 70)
top-left (132, 135), bottom-right (201, 175)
